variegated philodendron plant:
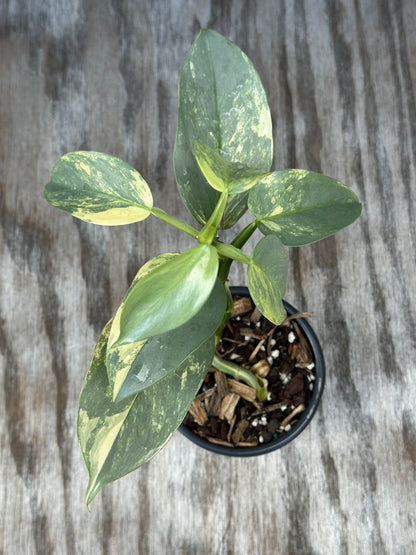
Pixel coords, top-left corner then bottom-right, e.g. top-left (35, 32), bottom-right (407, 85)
top-left (45, 30), bottom-right (361, 506)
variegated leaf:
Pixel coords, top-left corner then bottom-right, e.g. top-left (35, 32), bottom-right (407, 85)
top-left (45, 151), bottom-right (153, 225)
top-left (248, 170), bottom-right (362, 246)
top-left (78, 320), bottom-right (214, 506)
top-left (193, 141), bottom-right (269, 194)
top-left (174, 29), bottom-right (273, 229)
top-left (107, 277), bottom-right (227, 402)
top-left (108, 244), bottom-right (219, 347)
top-left (248, 235), bottom-right (288, 325)
top-left (106, 253), bottom-right (178, 393)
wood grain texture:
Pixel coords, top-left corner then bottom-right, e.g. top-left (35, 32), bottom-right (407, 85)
top-left (1, 0), bottom-right (415, 553)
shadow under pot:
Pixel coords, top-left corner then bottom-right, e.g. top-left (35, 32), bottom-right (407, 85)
top-left (179, 286), bottom-right (325, 456)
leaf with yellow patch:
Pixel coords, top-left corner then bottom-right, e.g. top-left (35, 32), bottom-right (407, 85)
top-left (193, 141), bottom-right (269, 194)
top-left (248, 170), bottom-right (362, 246)
top-left (45, 151), bottom-right (153, 225)
top-left (108, 244), bottom-right (219, 347)
top-left (107, 277), bottom-right (227, 402)
top-left (248, 235), bottom-right (288, 325)
top-left (174, 29), bottom-right (273, 229)
top-left (78, 319), bottom-right (215, 507)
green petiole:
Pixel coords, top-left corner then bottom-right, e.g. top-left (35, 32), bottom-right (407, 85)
top-left (212, 354), bottom-right (268, 402)
top-left (213, 241), bottom-right (251, 265)
top-left (198, 190), bottom-right (229, 244)
top-left (217, 221), bottom-right (258, 282)
top-left (150, 207), bottom-right (200, 238)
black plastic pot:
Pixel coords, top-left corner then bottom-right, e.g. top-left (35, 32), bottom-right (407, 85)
top-left (179, 286), bottom-right (325, 456)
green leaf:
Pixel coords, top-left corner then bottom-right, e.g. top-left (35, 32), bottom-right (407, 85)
top-left (78, 319), bottom-right (214, 506)
top-left (108, 244), bottom-right (219, 347)
top-left (45, 151), bottom-right (153, 225)
top-left (106, 253), bottom-right (178, 396)
top-left (193, 141), bottom-right (269, 194)
top-left (248, 169), bottom-right (362, 246)
top-left (107, 278), bottom-right (227, 401)
top-left (174, 29), bottom-right (273, 229)
top-left (248, 235), bottom-right (288, 325)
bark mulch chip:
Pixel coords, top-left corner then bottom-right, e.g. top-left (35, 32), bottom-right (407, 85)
top-left (182, 296), bottom-right (316, 448)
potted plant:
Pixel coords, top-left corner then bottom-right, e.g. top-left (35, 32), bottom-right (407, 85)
top-left (44, 29), bottom-right (361, 506)
top-left (178, 287), bottom-right (326, 456)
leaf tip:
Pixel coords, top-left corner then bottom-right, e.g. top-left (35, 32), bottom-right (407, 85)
top-left (85, 479), bottom-right (100, 509)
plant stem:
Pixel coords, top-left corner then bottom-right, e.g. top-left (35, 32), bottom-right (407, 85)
top-left (217, 220), bottom-right (258, 282)
top-left (213, 241), bottom-right (251, 264)
top-left (212, 354), bottom-right (268, 402)
top-left (214, 283), bottom-right (234, 344)
top-left (150, 207), bottom-right (199, 239)
top-left (232, 220), bottom-right (258, 249)
top-left (198, 190), bottom-right (229, 244)
top-left (213, 220), bottom-right (269, 400)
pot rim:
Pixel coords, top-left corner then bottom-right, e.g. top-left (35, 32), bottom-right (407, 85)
top-left (178, 286), bottom-right (325, 456)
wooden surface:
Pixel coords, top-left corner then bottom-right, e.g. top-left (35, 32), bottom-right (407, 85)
top-left (1, 1), bottom-right (416, 553)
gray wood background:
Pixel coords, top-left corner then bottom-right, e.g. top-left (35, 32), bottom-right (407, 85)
top-left (1, 0), bottom-right (415, 553)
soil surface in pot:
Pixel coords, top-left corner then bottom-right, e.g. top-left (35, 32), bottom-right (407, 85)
top-left (182, 295), bottom-right (316, 448)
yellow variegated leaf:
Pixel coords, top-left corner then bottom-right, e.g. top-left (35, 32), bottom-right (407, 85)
top-left (106, 253), bottom-right (178, 395)
top-left (248, 235), bottom-right (288, 325)
top-left (248, 170), bottom-right (362, 246)
top-left (78, 320), bottom-right (215, 506)
top-left (193, 141), bottom-right (269, 194)
top-left (174, 29), bottom-right (273, 229)
top-left (45, 151), bottom-right (153, 225)
top-left (108, 244), bottom-right (219, 347)
top-left (107, 278), bottom-right (227, 402)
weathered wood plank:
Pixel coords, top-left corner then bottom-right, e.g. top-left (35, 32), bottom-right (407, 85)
top-left (1, 0), bottom-right (416, 553)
